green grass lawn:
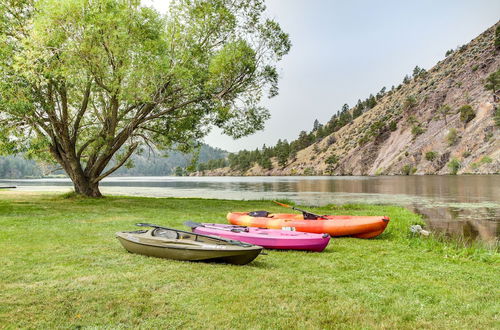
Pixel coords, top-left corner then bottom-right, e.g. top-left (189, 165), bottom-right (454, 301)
top-left (0, 192), bottom-right (498, 329)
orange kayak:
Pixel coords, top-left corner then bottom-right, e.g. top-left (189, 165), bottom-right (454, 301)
top-left (227, 212), bottom-right (389, 238)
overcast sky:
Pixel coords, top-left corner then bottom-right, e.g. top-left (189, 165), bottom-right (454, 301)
top-left (146, 0), bottom-right (500, 152)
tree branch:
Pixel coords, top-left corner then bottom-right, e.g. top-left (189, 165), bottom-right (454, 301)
top-left (91, 142), bottom-right (138, 183)
top-left (72, 79), bottom-right (92, 143)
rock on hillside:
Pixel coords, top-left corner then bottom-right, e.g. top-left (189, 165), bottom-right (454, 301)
top-left (199, 22), bottom-right (500, 176)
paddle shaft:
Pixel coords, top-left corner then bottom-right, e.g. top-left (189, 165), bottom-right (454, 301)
top-left (272, 201), bottom-right (329, 220)
top-left (184, 221), bottom-right (248, 233)
top-left (136, 223), bottom-right (253, 247)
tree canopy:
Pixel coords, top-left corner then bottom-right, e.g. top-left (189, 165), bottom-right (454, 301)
top-left (0, 0), bottom-right (290, 196)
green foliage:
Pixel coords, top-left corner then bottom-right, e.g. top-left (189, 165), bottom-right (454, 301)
top-left (494, 105), bottom-right (500, 127)
top-left (325, 154), bottom-right (339, 165)
top-left (425, 151), bottom-right (438, 161)
top-left (256, 146), bottom-right (273, 170)
top-left (445, 49), bottom-right (454, 57)
top-left (495, 25), bottom-right (500, 48)
top-left (325, 154), bottom-right (340, 175)
top-left (412, 65), bottom-right (427, 79)
top-left (470, 156), bottom-right (493, 170)
top-left (303, 167), bottom-right (314, 176)
top-left (389, 121), bottom-right (398, 131)
top-left (446, 128), bottom-right (459, 146)
top-left (0, 155), bottom-right (41, 178)
top-left (458, 105), bottom-right (475, 123)
top-left (484, 68), bottom-right (500, 101)
top-left (480, 156), bottom-right (493, 164)
top-left (438, 104), bottom-right (452, 124)
top-left (0, 0), bottom-right (290, 195)
top-left (447, 158), bottom-right (461, 175)
top-left (404, 95), bottom-right (417, 111)
top-left (411, 124), bottom-right (425, 137)
top-left (401, 164), bottom-right (416, 175)
top-left (462, 151), bottom-right (471, 158)
top-left (174, 166), bottom-right (184, 176)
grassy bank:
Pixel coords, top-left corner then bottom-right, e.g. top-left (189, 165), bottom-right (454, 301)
top-left (0, 192), bottom-right (498, 329)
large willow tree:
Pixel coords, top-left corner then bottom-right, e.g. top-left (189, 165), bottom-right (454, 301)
top-left (0, 0), bottom-right (290, 196)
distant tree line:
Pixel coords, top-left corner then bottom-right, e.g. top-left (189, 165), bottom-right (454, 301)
top-left (0, 156), bottom-right (41, 178)
top-left (0, 144), bottom-right (226, 178)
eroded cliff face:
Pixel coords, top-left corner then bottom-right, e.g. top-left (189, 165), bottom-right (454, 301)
top-left (199, 23), bottom-right (500, 176)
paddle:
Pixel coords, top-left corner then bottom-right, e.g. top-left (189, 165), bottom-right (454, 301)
top-left (184, 221), bottom-right (249, 233)
top-left (135, 223), bottom-right (254, 247)
top-left (272, 201), bottom-right (329, 220)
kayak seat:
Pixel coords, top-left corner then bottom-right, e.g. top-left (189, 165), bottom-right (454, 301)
top-left (249, 211), bottom-right (270, 217)
top-left (152, 228), bottom-right (179, 239)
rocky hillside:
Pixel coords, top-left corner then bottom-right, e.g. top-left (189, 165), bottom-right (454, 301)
top-left (198, 22), bottom-right (500, 176)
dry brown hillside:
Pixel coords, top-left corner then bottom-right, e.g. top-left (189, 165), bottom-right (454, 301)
top-left (200, 22), bottom-right (500, 176)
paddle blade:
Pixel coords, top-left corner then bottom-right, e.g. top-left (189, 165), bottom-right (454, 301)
top-left (136, 223), bottom-right (157, 228)
top-left (183, 221), bottom-right (202, 228)
top-left (272, 200), bottom-right (292, 208)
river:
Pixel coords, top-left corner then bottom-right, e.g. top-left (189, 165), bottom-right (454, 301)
top-left (1, 175), bottom-right (498, 244)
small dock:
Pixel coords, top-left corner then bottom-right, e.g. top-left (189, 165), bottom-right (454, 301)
top-left (0, 186), bottom-right (17, 189)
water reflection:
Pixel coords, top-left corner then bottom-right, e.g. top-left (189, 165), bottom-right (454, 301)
top-left (1, 175), bottom-right (498, 243)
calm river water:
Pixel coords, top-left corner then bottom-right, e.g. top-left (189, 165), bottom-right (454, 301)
top-left (1, 175), bottom-right (498, 243)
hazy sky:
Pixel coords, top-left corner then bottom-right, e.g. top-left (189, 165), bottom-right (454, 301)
top-left (146, 0), bottom-right (500, 152)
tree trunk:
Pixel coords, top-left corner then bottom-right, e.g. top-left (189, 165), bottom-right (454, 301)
top-left (50, 146), bottom-right (103, 198)
top-left (73, 176), bottom-right (102, 198)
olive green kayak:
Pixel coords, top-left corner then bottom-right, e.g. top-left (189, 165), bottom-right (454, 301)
top-left (116, 223), bottom-right (263, 265)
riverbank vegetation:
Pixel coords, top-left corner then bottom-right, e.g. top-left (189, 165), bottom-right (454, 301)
top-left (0, 192), bottom-right (498, 328)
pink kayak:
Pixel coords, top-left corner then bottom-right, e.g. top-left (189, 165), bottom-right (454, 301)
top-left (185, 222), bottom-right (331, 252)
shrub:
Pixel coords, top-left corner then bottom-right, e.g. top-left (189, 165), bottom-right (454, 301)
top-left (438, 104), bottom-right (452, 124)
top-left (484, 69), bottom-right (500, 102)
top-left (407, 115), bottom-right (418, 125)
top-left (484, 132), bottom-right (493, 142)
top-left (446, 128), bottom-right (459, 146)
top-left (425, 151), bottom-right (438, 161)
top-left (458, 105), bottom-right (475, 123)
top-left (389, 121), bottom-right (397, 131)
top-left (303, 167), bottom-right (314, 176)
top-left (326, 136), bottom-right (337, 146)
top-left (404, 96), bottom-right (417, 111)
top-left (496, 25), bottom-right (500, 48)
top-left (445, 49), bottom-right (454, 57)
top-left (480, 156), bottom-right (493, 164)
top-left (326, 154), bottom-right (339, 165)
top-left (494, 105), bottom-right (500, 127)
top-left (411, 124), bottom-right (425, 136)
top-left (401, 164), bottom-right (416, 175)
top-left (447, 158), bottom-right (460, 175)
top-left (462, 151), bottom-right (471, 158)
top-left (471, 64), bottom-right (479, 72)
top-left (358, 135), bottom-right (370, 146)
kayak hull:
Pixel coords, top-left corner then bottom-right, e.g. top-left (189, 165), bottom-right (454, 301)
top-left (227, 213), bottom-right (389, 238)
top-left (191, 223), bottom-right (330, 252)
top-left (116, 228), bottom-right (262, 265)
